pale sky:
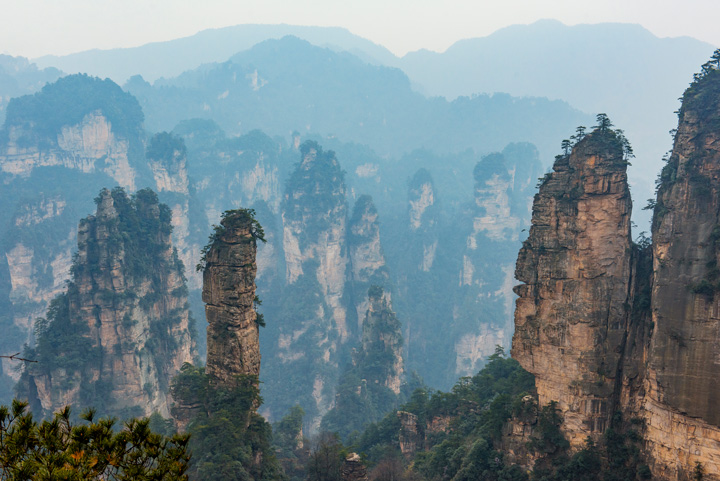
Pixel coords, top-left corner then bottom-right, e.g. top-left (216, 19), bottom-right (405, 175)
top-left (0, 0), bottom-right (717, 59)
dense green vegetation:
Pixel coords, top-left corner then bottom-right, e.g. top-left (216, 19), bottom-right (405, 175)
top-left (321, 286), bottom-right (408, 440)
top-left (311, 349), bottom-right (649, 481)
top-left (196, 207), bottom-right (266, 272)
top-left (4, 74), bottom-right (144, 148)
top-left (0, 399), bottom-right (189, 480)
top-left (171, 364), bottom-right (285, 480)
top-left (283, 141), bottom-right (346, 227)
top-left (16, 187), bottom-right (191, 418)
top-left (147, 131), bottom-right (187, 164)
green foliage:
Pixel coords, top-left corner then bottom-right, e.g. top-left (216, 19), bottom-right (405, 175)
top-left (0, 400), bottom-right (190, 480)
top-left (306, 433), bottom-right (345, 481)
top-left (273, 405), bottom-right (305, 458)
top-left (283, 141), bottom-right (346, 228)
top-left (3, 74), bottom-right (143, 148)
top-left (273, 406), bottom-right (310, 481)
top-left (16, 187), bottom-right (190, 417)
top-left (694, 461), bottom-right (704, 481)
top-left (147, 131), bottom-right (187, 164)
top-left (170, 364), bottom-right (285, 481)
top-left (551, 118), bottom-right (632, 165)
top-left (529, 401), bottom-right (569, 456)
top-left (196, 208), bottom-right (266, 272)
top-left (356, 348), bottom-right (535, 477)
top-left (321, 286), bottom-right (403, 440)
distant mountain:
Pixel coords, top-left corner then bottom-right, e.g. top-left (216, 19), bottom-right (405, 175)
top-left (0, 55), bottom-right (62, 123)
top-left (33, 24), bottom-right (398, 85)
top-left (399, 20), bottom-right (717, 227)
top-left (126, 36), bottom-right (589, 163)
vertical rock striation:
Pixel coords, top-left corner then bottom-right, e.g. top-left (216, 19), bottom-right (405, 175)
top-left (643, 66), bottom-right (720, 480)
top-left (201, 209), bottom-right (263, 386)
top-left (20, 187), bottom-right (196, 418)
top-left (360, 286), bottom-right (404, 395)
top-left (320, 286), bottom-right (404, 438)
top-left (512, 127), bottom-right (634, 447)
top-left (270, 140), bottom-right (349, 427)
top-left (512, 61), bottom-right (720, 479)
top-left (456, 144), bottom-right (542, 378)
top-left (348, 195), bottom-right (389, 328)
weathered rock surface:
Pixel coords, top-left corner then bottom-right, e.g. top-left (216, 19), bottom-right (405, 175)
top-left (202, 209), bottom-right (262, 386)
top-left (1, 111), bottom-right (137, 190)
top-left (642, 70), bottom-right (720, 480)
top-left (341, 453), bottom-right (369, 481)
top-left (271, 141), bottom-right (349, 426)
top-left (512, 128), bottom-right (634, 447)
top-left (457, 145), bottom-right (542, 377)
top-left (513, 68), bottom-right (720, 479)
top-left (397, 411), bottom-right (423, 458)
top-left (361, 287), bottom-right (403, 395)
top-left (348, 195), bottom-right (389, 327)
top-left (21, 188), bottom-right (196, 418)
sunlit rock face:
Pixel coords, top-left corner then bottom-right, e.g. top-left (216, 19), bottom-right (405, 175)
top-left (643, 70), bottom-right (720, 481)
top-left (513, 69), bottom-right (720, 480)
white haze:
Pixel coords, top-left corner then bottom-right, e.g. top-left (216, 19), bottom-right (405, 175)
top-left (0, 0), bottom-right (718, 59)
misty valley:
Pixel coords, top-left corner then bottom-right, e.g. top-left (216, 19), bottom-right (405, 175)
top-left (0, 21), bottom-right (719, 481)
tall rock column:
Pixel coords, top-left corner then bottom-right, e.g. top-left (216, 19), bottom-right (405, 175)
top-left (20, 187), bottom-right (196, 419)
top-left (202, 209), bottom-right (263, 386)
top-left (645, 67), bottom-right (720, 480)
top-left (348, 195), bottom-right (389, 328)
top-left (512, 128), bottom-right (633, 447)
top-left (266, 140), bottom-right (348, 428)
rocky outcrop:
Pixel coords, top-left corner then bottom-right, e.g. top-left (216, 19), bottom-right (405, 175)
top-left (455, 145), bottom-right (542, 378)
top-left (0, 75), bottom-right (150, 375)
top-left (348, 195), bottom-right (389, 327)
top-left (1, 110), bottom-right (137, 190)
top-left (642, 67), bottom-right (720, 480)
top-left (20, 187), bottom-right (196, 418)
top-left (512, 127), bottom-right (634, 447)
top-left (146, 132), bottom-right (202, 291)
top-left (270, 141), bottom-right (349, 426)
top-left (360, 287), bottom-right (403, 395)
top-left (281, 141), bottom-right (348, 340)
top-left (512, 64), bottom-right (720, 480)
top-left (320, 286), bottom-right (404, 437)
top-left (397, 411), bottom-right (423, 458)
top-left (341, 453), bottom-right (369, 481)
top-left (3, 196), bottom-right (74, 338)
top-left (201, 209), bottom-right (263, 386)
top-left (406, 169), bottom-right (439, 272)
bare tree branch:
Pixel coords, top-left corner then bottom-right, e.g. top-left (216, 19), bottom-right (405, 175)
top-left (0, 353), bottom-right (37, 363)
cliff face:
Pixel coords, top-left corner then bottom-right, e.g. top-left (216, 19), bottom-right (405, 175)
top-left (512, 128), bottom-right (634, 447)
top-left (270, 141), bottom-right (349, 426)
top-left (406, 169), bottom-right (439, 272)
top-left (201, 209), bottom-right (262, 386)
top-left (643, 70), bottom-right (720, 480)
top-left (320, 286), bottom-right (404, 438)
top-left (360, 287), bottom-right (404, 394)
top-left (20, 188), bottom-right (196, 418)
top-left (456, 144), bottom-right (541, 378)
top-left (146, 132), bottom-right (202, 291)
top-left (1, 110), bottom-right (138, 190)
top-left (348, 195), bottom-right (389, 328)
top-left (513, 68), bottom-right (720, 479)
top-left (282, 142), bottom-right (349, 341)
top-left (0, 76), bottom-right (152, 384)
